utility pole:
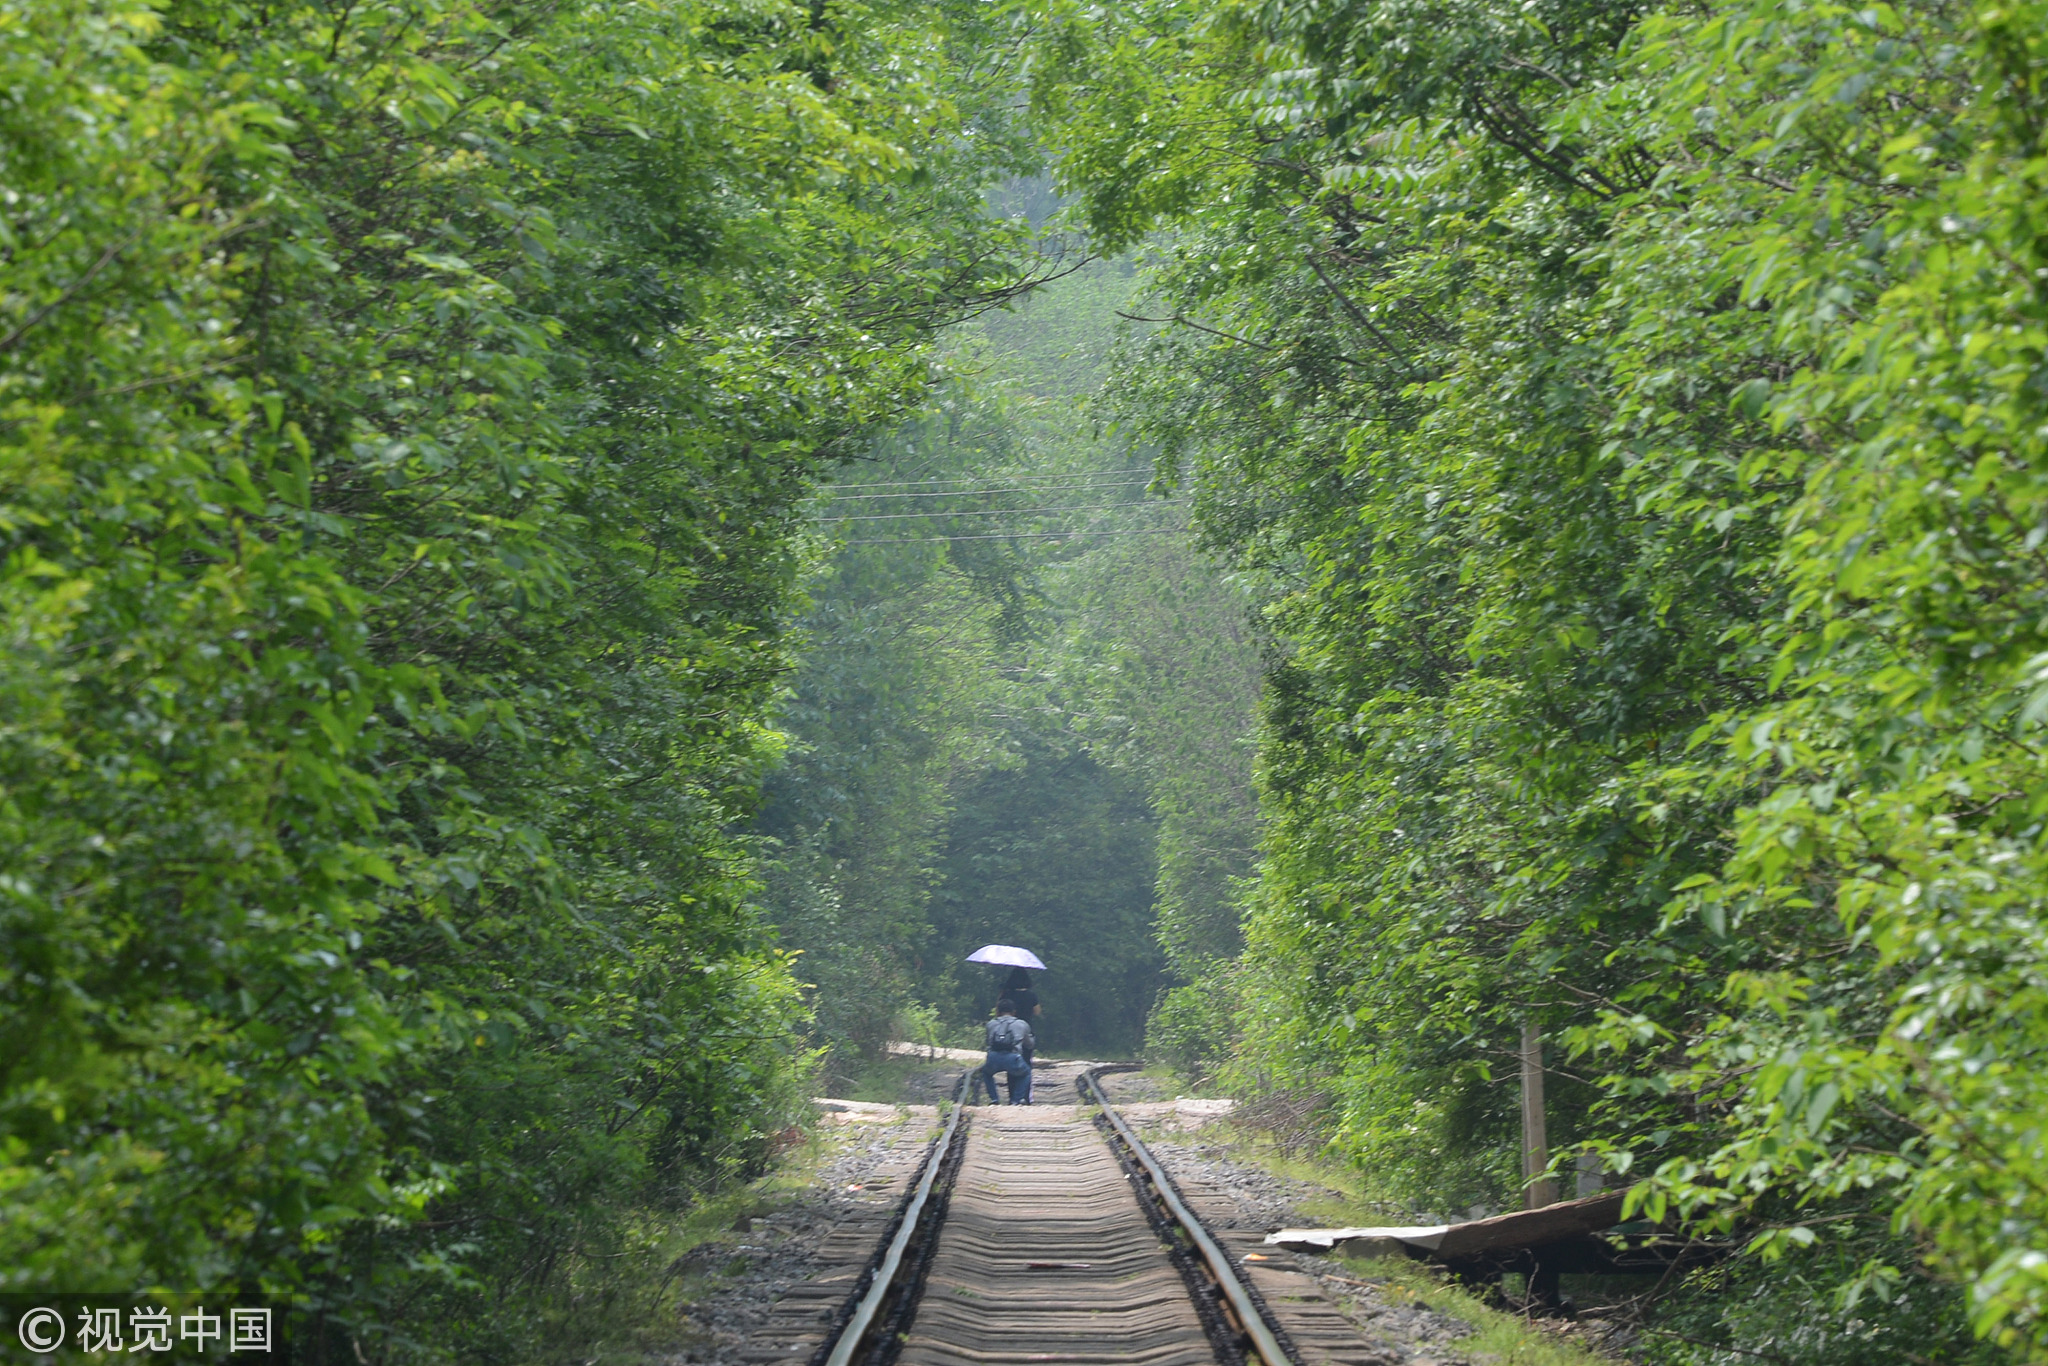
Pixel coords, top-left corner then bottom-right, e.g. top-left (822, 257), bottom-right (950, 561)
top-left (1520, 1021), bottom-right (1557, 1209)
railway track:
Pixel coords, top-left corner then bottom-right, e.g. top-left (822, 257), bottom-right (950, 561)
top-left (754, 1061), bottom-right (1387, 1366)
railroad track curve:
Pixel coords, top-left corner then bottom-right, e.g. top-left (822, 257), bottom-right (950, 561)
top-left (792, 1060), bottom-right (1318, 1366)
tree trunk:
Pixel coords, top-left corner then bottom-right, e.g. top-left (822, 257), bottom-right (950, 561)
top-left (1520, 1021), bottom-right (1557, 1209)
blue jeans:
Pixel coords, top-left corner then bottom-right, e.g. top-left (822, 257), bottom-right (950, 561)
top-left (979, 1051), bottom-right (1030, 1104)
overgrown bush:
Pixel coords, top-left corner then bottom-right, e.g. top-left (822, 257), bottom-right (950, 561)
top-left (1146, 969), bottom-right (1239, 1083)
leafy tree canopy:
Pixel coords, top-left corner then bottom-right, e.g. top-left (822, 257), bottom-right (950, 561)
top-left (1, 0), bottom-right (1050, 1352)
top-left (1032, 0), bottom-right (2048, 1356)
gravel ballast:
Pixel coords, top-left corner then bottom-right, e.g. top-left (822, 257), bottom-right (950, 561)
top-left (666, 1110), bottom-right (936, 1363)
top-left (1134, 1133), bottom-right (1483, 1365)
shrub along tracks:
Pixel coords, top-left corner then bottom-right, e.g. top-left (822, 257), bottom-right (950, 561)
top-left (741, 1063), bottom-right (1398, 1366)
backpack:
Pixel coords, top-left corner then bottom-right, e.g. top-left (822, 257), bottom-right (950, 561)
top-left (986, 1016), bottom-right (1029, 1055)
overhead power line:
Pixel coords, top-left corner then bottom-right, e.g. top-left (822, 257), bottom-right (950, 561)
top-left (816, 478), bottom-right (1156, 503)
top-left (821, 472), bottom-right (1154, 492)
top-left (816, 501), bottom-right (1164, 523)
top-left (839, 527), bottom-right (1191, 545)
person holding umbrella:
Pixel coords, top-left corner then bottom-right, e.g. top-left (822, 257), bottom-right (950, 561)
top-left (965, 946), bottom-right (1045, 1105)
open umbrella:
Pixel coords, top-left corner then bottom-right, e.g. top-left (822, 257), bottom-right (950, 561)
top-left (965, 944), bottom-right (1046, 970)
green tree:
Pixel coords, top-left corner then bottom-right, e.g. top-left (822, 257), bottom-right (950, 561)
top-left (757, 399), bottom-right (1035, 1071)
top-left (0, 0), bottom-right (1050, 1355)
top-left (930, 730), bottom-right (1164, 1056)
top-left (761, 256), bottom-right (1265, 1067)
top-left (1032, 0), bottom-right (2048, 1356)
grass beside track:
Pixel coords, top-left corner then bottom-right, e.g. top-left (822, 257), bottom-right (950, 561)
top-left (1119, 1117), bottom-right (1620, 1365)
top-left (1331, 1254), bottom-right (1615, 1366)
top-left (826, 1053), bottom-right (942, 1103)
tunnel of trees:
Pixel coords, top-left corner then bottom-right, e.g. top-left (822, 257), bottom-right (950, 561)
top-left (7, 0), bottom-right (2048, 1362)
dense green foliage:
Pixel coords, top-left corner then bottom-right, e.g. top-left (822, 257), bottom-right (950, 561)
top-left (31, 0), bottom-right (2048, 1356)
top-left (754, 402), bottom-right (1029, 1067)
top-left (760, 264), bottom-right (1260, 1063)
top-left (1034, 0), bottom-right (2048, 1357)
top-left (913, 270), bottom-right (1260, 1057)
top-left (0, 0), bottom-right (1042, 1352)
top-left (929, 732), bottom-right (1162, 1053)
top-left (748, 253), bottom-right (1271, 1065)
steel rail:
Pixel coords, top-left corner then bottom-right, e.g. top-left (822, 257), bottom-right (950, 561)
top-left (812, 1064), bottom-right (1296, 1366)
top-left (820, 1076), bottom-right (970, 1366)
top-left (1080, 1068), bottom-right (1300, 1366)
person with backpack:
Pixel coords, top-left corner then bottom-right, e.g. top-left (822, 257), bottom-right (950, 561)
top-left (1000, 968), bottom-right (1040, 1069)
top-left (977, 999), bottom-right (1034, 1105)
